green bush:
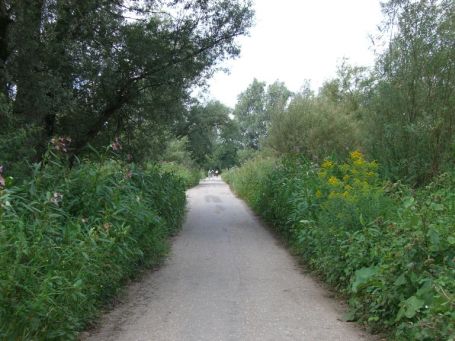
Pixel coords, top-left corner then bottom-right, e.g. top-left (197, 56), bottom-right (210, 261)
top-left (0, 157), bottom-right (186, 339)
top-left (223, 155), bottom-right (276, 209)
top-left (362, 0), bottom-right (455, 185)
top-left (224, 152), bottom-right (454, 340)
top-left (158, 161), bottom-right (202, 188)
top-left (267, 93), bottom-right (361, 162)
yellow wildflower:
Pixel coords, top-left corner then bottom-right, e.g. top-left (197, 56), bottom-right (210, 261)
top-left (328, 176), bottom-right (340, 186)
top-left (350, 150), bottom-right (363, 161)
top-left (353, 158), bottom-right (365, 167)
top-left (315, 190), bottom-right (322, 198)
top-left (321, 160), bottom-right (334, 169)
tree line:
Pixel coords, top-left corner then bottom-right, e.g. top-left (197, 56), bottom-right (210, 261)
top-left (0, 0), bottom-right (253, 176)
top-left (221, 0), bottom-right (454, 186)
top-left (1, 0), bottom-right (453, 186)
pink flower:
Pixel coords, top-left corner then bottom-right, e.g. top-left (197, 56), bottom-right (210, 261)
top-left (0, 165), bottom-right (4, 188)
top-left (51, 137), bottom-right (72, 153)
top-left (111, 137), bottom-right (122, 151)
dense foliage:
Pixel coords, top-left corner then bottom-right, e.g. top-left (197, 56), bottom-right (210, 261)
top-left (1, 0), bottom-right (454, 338)
top-left (233, 0), bottom-right (455, 185)
top-left (364, 0), bottom-right (455, 184)
top-left (175, 100), bottom-right (242, 170)
top-left (0, 155), bottom-right (188, 339)
top-left (221, 2), bottom-right (455, 340)
top-left (267, 77), bottom-right (361, 161)
top-left (224, 154), bottom-right (455, 340)
top-left (0, 0), bottom-right (253, 168)
top-left (159, 161), bottom-right (202, 188)
top-left (234, 79), bottom-right (292, 150)
top-left (1, 1), bottom-right (250, 336)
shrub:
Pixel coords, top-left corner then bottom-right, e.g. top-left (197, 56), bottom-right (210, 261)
top-left (158, 161), bottom-right (202, 188)
top-left (224, 151), bottom-right (455, 340)
top-left (362, 0), bottom-right (455, 185)
top-left (223, 155), bottom-right (276, 209)
top-left (0, 157), bottom-right (186, 339)
top-left (267, 94), bottom-right (360, 162)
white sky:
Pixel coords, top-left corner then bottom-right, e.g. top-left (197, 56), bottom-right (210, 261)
top-left (205, 0), bottom-right (384, 108)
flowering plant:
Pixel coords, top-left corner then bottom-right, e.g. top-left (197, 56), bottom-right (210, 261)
top-left (317, 151), bottom-right (380, 202)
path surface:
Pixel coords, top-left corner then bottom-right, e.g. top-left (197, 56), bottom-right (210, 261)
top-left (83, 178), bottom-right (372, 341)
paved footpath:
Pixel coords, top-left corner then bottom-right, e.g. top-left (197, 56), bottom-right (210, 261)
top-left (83, 178), bottom-right (373, 341)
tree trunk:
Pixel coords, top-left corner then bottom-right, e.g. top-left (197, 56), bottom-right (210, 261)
top-left (12, 0), bottom-right (46, 125)
top-left (0, 1), bottom-right (11, 98)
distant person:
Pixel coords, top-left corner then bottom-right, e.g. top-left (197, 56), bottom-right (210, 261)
top-left (215, 170), bottom-right (219, 177)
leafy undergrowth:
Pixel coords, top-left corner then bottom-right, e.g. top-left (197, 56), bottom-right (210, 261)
top-left (223, 153), bottom-right (455, 340)
top-left (0, 157), bottom-right (187, 340)
top-left (158, 161), bottom-right (203, 188)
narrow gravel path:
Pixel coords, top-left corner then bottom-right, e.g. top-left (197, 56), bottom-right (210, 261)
top-left (83, 178), bottom-right (372, 341)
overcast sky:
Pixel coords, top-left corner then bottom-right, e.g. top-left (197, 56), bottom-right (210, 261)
top-left (204, 0), bottom-right (384, 108)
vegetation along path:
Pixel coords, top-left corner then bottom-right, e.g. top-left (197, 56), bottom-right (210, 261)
top-left (83, 178), bottom-right (373, 341)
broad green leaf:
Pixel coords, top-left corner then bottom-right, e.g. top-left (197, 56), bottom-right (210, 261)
top-left (428, 228), bottom-right (441, 251)
top-left (403, 296), bottom-right (425, 319)
top-left (394, 273), bottom-right (407, 286)
top-left (352, 266), bottom-right (379, 293)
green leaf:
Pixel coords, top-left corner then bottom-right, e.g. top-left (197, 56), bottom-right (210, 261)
top-left (368, 316), bottom-right (380, 322)
top-left (403, 196), bottom-right (415, 209)
top-left (352, 266), bottom-right (379, 293)
top-left (73, 279), bottom-right (83, 288)
top-left (428, 228), bottom-right (441, 251)
top-left (429, 202), bottom-right (444, 211)
top-left (359, 213), bottom-right (365, 226)
top-left (394, 273), bottom-right (407, 286)
top-left (403, 296), bottom-right (425, 319)
top-left (397, 296), bottom-right (425, 321)
top-left (81, 252), bottom-right (90, 261)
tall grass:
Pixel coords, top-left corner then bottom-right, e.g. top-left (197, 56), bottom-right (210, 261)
top-left (158, 161), bottom-right (203, 188)
top-left (0, 157), bottom-right (186, 339)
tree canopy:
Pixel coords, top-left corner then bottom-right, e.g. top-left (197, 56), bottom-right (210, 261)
top-left (0, 0), bottom-right (253, 169)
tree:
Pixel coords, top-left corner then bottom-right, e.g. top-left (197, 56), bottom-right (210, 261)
top-left (234, 79), bottom-right (266, 149)
top-left (265, 80), bottom-right (293, 117)
top-left (234, 79), bottom-right (291, 149)
top-left (0, 0), bottom-right (254, 166)
top-left (175, 100), bottom-right (242, 169)
top-left (363, 0), bottom-right (455, 184)
top-left (267, 83), bottom-right (360, 161)
top-left (208, 116), bottom-right (242, 169)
